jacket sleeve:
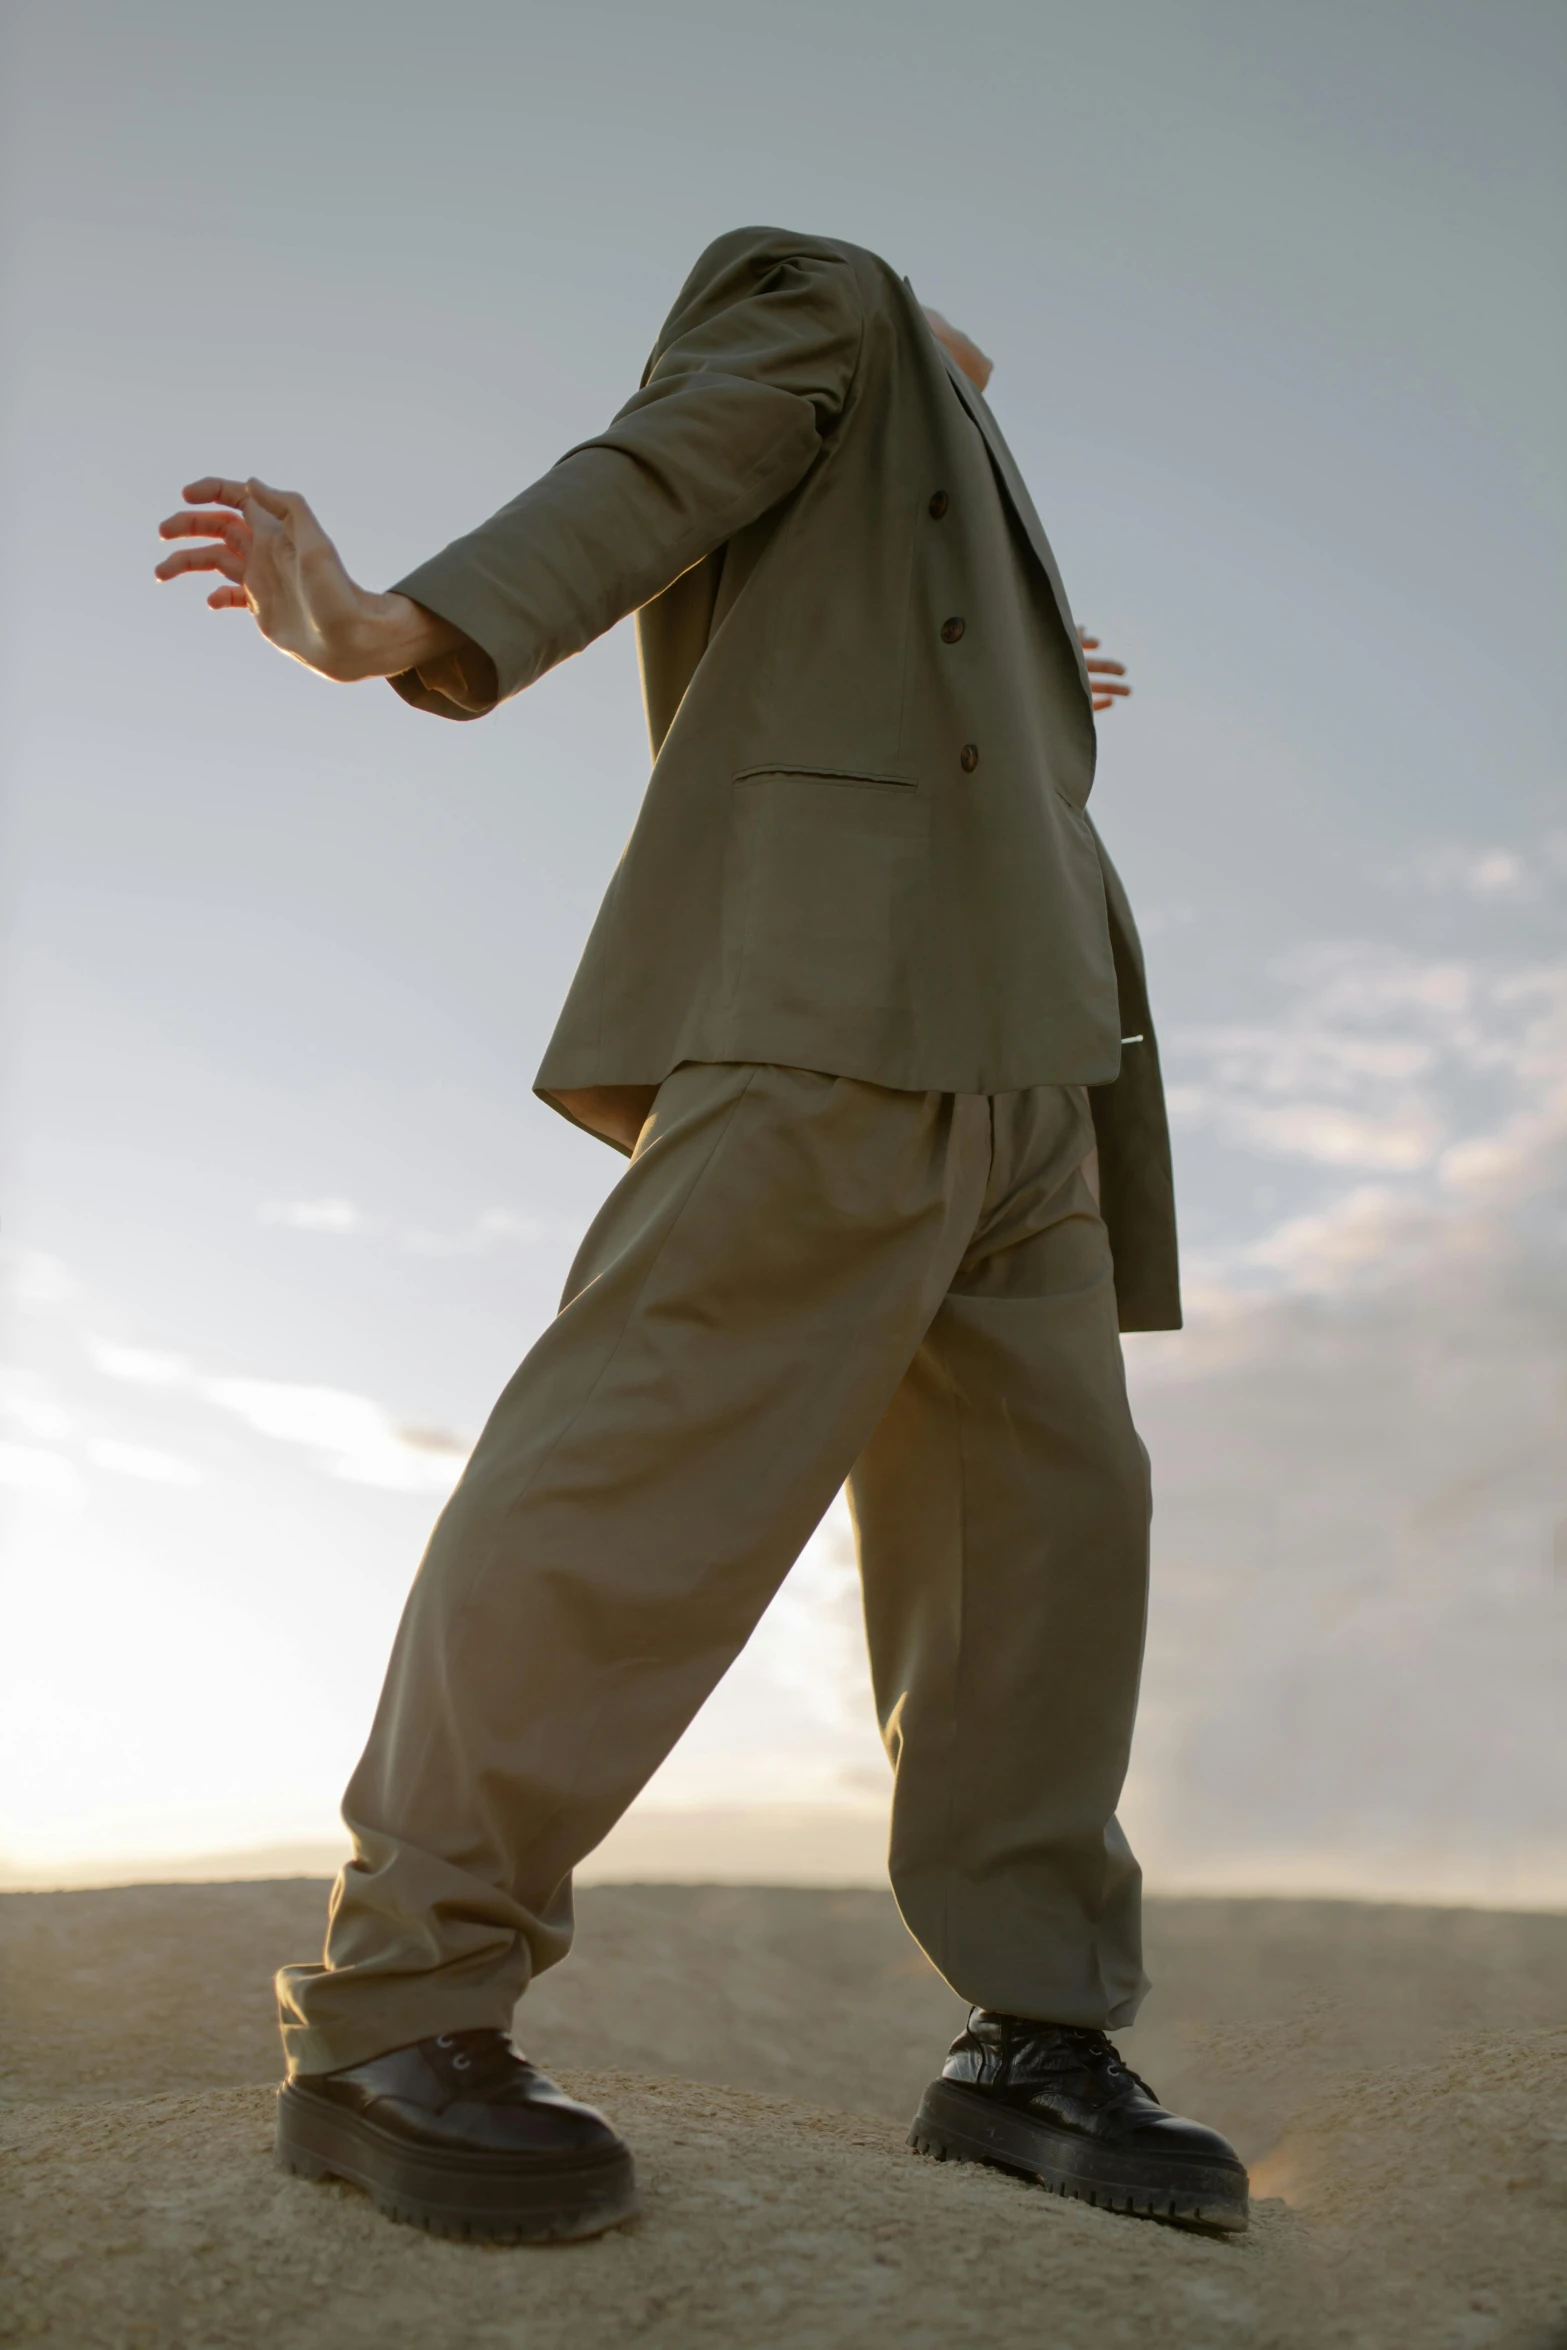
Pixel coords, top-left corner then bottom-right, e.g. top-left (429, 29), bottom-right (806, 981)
top-left (387, 229), bottom-right (863, 718)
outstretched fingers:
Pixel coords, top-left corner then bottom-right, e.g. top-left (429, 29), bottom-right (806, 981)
top-left (156, 489), bottom-right (254, 587)
top-left (156, 474), bottom-right (309, 626)
top-left (158, 506), bottom-right (252, 543)
top-left (1077, 633), bottom-right (1131, 712)
top-left (175, 477), bottom-right (298, 522)
top-left (179, 477), bottom-right (252, 509)
top-left (154, 541), bottom-right (247, 584)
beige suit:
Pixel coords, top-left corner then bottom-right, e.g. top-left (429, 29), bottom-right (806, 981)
top-left (277, 230), bottom-right (1172, 2070)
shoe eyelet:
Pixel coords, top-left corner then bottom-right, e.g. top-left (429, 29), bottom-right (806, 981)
top-left (435, 2034), bottom-right (454, 2048)
top-left (452, 2053), bottom-right (471, 2070)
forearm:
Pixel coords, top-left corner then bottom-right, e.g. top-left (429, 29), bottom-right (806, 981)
top-left (390, 407), bottom-right (819, 710)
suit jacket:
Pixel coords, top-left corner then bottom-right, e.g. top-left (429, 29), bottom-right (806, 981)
top-left (390, 226), bottom-right (1181, 1330)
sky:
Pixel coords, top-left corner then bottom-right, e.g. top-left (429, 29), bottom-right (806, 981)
top-left (1, 0), bottom-right (1563, 1900)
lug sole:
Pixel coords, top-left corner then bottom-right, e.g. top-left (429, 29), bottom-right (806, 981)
top-left (908, 2077), bottom-right (1249, 2234)
top-left (275, 2081), bottom-right (638, 2244)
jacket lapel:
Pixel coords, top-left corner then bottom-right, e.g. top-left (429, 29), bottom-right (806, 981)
top-left (936, 345), bottom-right (1094, 708)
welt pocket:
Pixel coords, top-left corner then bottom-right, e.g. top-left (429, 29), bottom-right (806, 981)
top-left (733, 764), bottom-right (918, 792)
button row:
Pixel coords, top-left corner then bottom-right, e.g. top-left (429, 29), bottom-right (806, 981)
top-left (929, 493), bottom-right (975, 768)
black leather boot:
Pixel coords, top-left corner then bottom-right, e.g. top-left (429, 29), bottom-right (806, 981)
top-left (275, 2028), bottom-right (637, 2241)
top-left (910, 2011), bottom-right (1249, 2232)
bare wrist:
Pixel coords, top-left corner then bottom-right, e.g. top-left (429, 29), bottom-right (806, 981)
top-left (345, 591), bottom-right (464, 681)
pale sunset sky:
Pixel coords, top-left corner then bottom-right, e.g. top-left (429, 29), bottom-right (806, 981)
top-left (2, 0), bottom-right (1562, 1897)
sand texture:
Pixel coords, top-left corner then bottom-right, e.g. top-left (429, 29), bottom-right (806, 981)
top-left (3, 1883), bottom-right (1565, 2348)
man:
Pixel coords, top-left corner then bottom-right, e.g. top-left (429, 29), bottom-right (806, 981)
top-left (156, 226), bottom-right (1248, 2243)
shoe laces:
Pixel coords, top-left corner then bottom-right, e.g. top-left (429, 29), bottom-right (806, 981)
top-left (1023, 2021), bottom-right (1158, 2101)
top-left (430, 2029), bottom-right (532, 2095)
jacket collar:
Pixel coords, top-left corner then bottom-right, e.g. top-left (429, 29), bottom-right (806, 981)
top-left (931, 338), bottom-right (1094, 710)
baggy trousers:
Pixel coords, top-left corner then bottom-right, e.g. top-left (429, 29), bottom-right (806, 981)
top-left (277, 1064), bottom-right (1153, 2075)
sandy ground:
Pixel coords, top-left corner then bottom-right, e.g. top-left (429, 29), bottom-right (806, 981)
top-left (3, 1883), bottom-right (1564, 2348)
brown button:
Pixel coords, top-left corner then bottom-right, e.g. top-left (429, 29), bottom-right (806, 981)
top-left (959, 743), bottom-right (979, 772)
top-left (928, 491), bottom-right (950, 518)
top-left (940, 616), bottom-right (966, 644)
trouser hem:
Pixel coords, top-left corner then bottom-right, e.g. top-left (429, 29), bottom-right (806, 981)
top-left (276, 1977), bottom-right (521, 2080)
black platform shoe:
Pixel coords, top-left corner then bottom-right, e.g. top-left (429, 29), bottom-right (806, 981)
top-left (276, 2027), bottom-right (637, 2242)
top-left (910, 2010), bottom-right (1249, 2232)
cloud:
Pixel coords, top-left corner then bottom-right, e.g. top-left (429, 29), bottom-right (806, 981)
top-left (1, 1248), bottom-right (78, 1310)
top-left (396, 1208), bottom-right (558, 1256)
top-left (17, 1256), bottom-right (476, 1499)
top-left (1168, 943), bottom-right (1567, 1211)
top-left (0, 1441), bottom-right (85, 1509)
top-left (1393, 840), bottom-right (1536, 903)
top-left (0, 1371), bottom-right (73, 1444)
top-left (87, 1338), bottom-right (195, 1387)
top-left (5, 1354), bottom-right (201, 1492)
top-left (1385, 834), bottom-right (1567, 908)
top-left (1119, 929), bottom-right (1565, 1897)
top-left (1173, 961), bottom-right (1564, 1308)
top-left (206, 1378), bottom-right (471, 1492)
top-left (1436, 844), bottom-right (1526, 899)
top-left (1120, 1092), bottom-right (1567, 1898)
top-left (1440, 1095), bottom-right (1567, 1202)
top-left (257, 1197), bottom-right (566, 1256)
top-left (260, 1198), bottom-right (363, 1234)
top-left (1238, 1185), bottom-right (1449, 1293)
top-left (1223, 1100), bottom-right (1443, 1171)
top-left (85, 1439), bottom-right (201, 1487)
top-left (390, 1423), bottom-right (473, 1457)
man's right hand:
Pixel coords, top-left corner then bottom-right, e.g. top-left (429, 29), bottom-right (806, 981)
top-left (155, 478), bottom-right (473, 688)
